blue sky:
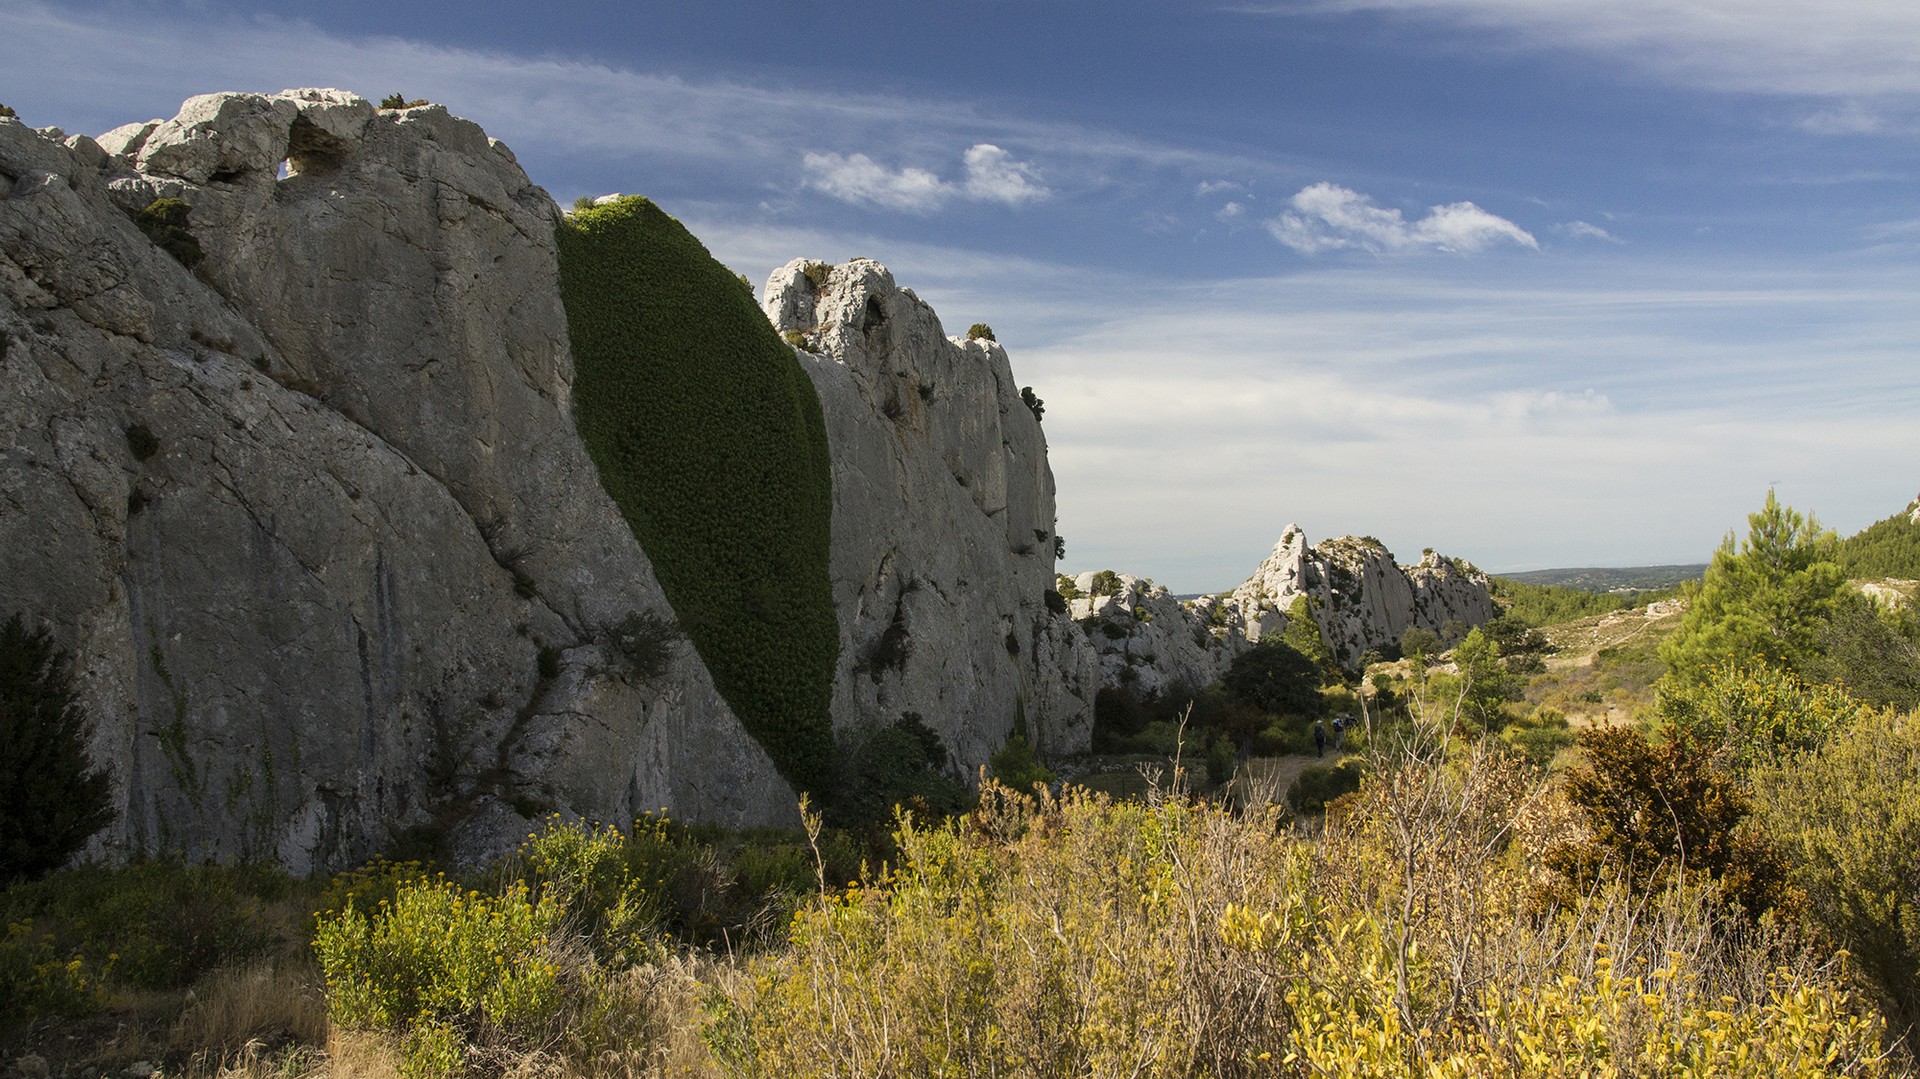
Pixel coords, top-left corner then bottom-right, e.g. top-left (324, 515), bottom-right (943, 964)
top-left (6, 0), bottom-right (1919, 591)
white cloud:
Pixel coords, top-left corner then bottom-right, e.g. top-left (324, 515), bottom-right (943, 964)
top-left (962, 144), bottom-right (1049, 205)
top-left (802, 153), bottom-right (951, 212)
top-left (1216, 201), bottom-right (1246, 220)
top-left (1555, 220), bottom-right (1622, 243)
top-left (1196, 179), bottom-right (1247, 197)
top-left (1267, 182), bottom-right (1537, 254)
top-left (801, 144), bottom-right (1048, 212)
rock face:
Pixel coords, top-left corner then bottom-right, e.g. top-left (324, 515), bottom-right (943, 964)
top-left (763, 261), bottom-right (1096, 763)
top-left (1070, 525), bottom-right (1496, 695)
top-left (2, 91), bottom-right (1088, 872)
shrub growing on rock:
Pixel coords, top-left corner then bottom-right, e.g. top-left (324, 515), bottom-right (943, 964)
top-left (966, 323), bottom-right (994, 341)
top-left (127, 198), bottom-right (203, 268)
top-left (1020, 386), bottom-right (1044, 422)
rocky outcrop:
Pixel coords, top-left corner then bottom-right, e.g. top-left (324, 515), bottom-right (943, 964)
top-left (1070, 525), bottom-right (1496, 694)
top-left (1, 90), bottom-right (1093, 871)
top-left (0, 95), bottom-right (796, 869)
top-left (763, 260), bottom-right (1096, 763)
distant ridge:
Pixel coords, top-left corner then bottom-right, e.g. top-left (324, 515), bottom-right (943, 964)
top-left (1498, 565), bottom-right (1707, 592)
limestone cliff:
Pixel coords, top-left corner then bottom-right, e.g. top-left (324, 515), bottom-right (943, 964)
top-left (0, 90), bottom-right (1087, 870)
top-left (1069, 525), bottom-right (1495, 694)
top-left (763, 260), bottom-right (1096, 764)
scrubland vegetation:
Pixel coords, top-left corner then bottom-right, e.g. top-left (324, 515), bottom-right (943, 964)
top-left (6, 492), bottom-right (1920, 1076)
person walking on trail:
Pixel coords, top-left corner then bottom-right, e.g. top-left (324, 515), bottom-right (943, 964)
top-left (1313, 718), bottom-right (1328, 759)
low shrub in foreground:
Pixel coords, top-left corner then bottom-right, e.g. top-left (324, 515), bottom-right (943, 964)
top-left (314, 873), bottom-right (560, 1075)
top-left (709, 750), bottom-right (1893, 1077)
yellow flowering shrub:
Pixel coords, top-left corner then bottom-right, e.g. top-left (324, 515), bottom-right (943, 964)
top-left (709, 746), bottom-right (1894, 1078)
top-left (313, 872), bottom-right (560, 1075)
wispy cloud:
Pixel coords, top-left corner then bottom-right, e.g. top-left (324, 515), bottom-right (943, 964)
top-left (1555, 220), bottom-right (1622, 243)
top-left (0, 0), bottom-right (1259, 204)
top-left (1239, 0), bottom-right (1920, 101)
top-left (1196, 179), bottom-right (1247, 197)
top-left (1019, 258), bottom-right (1920, 584)
top-left (1267, 182), bottom-right (1537, 255)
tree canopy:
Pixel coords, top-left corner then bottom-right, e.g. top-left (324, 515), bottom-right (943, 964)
top-left (1222, 638), bottom-right (1326, 718)
top-left (1, 615), bottom-right (113, 881)
top-left (1659, 491), bottom-right (1844, 685)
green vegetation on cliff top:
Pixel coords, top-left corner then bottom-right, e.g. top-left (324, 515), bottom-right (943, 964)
top-left (555, 196), bottom-right (838, 797)
top-left (1835, 503), bottom-right (1920, 579)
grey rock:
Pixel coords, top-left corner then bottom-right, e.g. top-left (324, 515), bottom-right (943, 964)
top-left (1072, 524), bottom-right (1496, 695)
top-left (96, 121), bottom-right (160, 160)
top-left (1, 90), bottom-right (794, 871)
top-left (137, 92), bottom-right (299, 183)
top-left (765, 258), bottom-right (1096, 764)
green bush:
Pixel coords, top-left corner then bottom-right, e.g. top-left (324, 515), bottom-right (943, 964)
top-left (127, 198), bottom-right (203, 268)
top-left (378, 94), bottom-right (430, 109)
top-left (606, 609), bottom-right (678, 685)
top-left (0, 862), bottom-right (284, 992)
top-left (1020, 386), bottom-right (1044, 422)
top-left (1287, 757), bottom-right (1364, 814)
top-left (557, 196), bottom-right (837, 796)
top-left (988, 731), bottom-right (1054, 793)
top-left (1221, 638), bottom-right (1326, 718)
top-left (0, 104), bottom-right (16, 120)
top-left (1752, 707), bottom-right (1920, 1038)
top-left (1807, 591), bottom-right (1920, 710)
top-left (0, 616), bottom-right (112, 883)
top-left (1655, 660), bottom-right (1872, 773)
top-left (965, 323), bottom-right (994, 341)
top-left (1400, 625), bottom-right (1440, 663)
top-left (834, 714), bottom-right (971, 830)
top-left (1498, 707), bottom-right (1574, 767)
top-left (314, 873), bottom-right (560, 1073)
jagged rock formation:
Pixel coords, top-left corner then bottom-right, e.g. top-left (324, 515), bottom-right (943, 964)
top-left (764, 260), bottom-right (1096, 763)
top-left (1070, 525), bottom-right (1496, 694)
top-left (0, 90), bottom-right (1088, 871)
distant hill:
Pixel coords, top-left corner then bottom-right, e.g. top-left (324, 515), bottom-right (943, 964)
top-left (1836, 500), bottom-right (1920, 580)
top-left (1498, 565), bottom-right (1707, 593)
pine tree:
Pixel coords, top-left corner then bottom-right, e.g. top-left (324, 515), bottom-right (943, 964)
top-left (0, 615), bottom-right (112, 881)
top-left (1660, 491), bottom-right (1844, 684)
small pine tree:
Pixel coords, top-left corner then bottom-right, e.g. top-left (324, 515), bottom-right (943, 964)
top-left (0, 615), bottom-right (113, 881)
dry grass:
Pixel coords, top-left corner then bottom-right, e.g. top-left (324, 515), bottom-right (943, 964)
top-left (171, 959), bottom-right (328, 1060)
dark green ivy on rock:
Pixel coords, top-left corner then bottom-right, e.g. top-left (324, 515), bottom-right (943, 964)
top-left (555, 197), bottom-right (839, 797)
